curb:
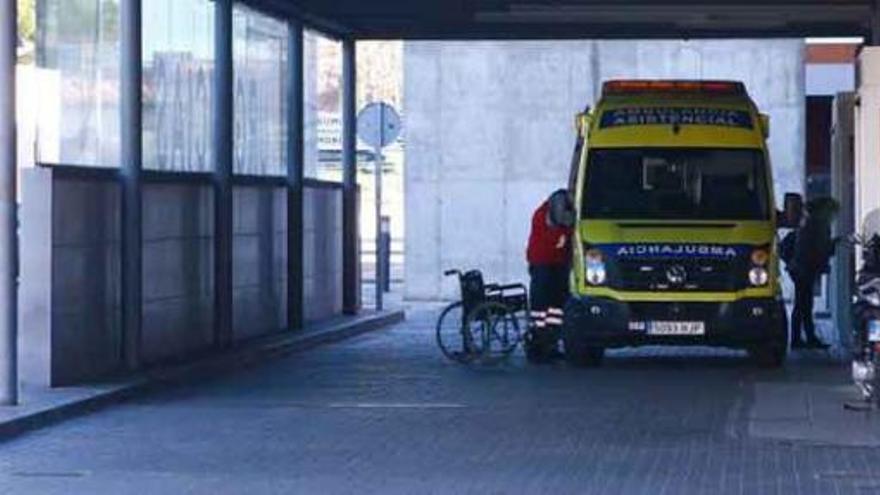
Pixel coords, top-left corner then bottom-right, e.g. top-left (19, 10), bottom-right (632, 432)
top-left (0, 310), bottom-right (405, 442)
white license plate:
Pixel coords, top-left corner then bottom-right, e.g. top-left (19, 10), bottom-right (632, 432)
top-left (648, 321), bottom-right (705, 336)
top-left (868, 320), bottom-right (880, 342)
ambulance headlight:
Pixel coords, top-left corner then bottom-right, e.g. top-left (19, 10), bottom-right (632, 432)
top-left (585, 249), bottom-right (607, 286)
top-left (748, 267), bottom-right (769, 287)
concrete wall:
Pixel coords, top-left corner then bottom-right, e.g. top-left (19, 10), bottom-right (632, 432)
top-left (831, 92), bottom-right (856, 348)
top-left (405, 40), bottom-right (806, 300)
top-left (806, 63), bottom-right (855, 96)
top-left (20, 168), bottom-right (123, 386)
top-left (303, 184), bottom-right (344, 321)
top-left (142, 182), bottom-right (215, 364)
top-left (233, 186), bottom-right (287, 341)
top-left (856, 48), bottom-right (880, 235)
top-left (20, 170), bottom-right (348, 385)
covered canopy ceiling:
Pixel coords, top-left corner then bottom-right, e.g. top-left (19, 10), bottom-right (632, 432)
top-left (258, 0), bottom-right (876, 39)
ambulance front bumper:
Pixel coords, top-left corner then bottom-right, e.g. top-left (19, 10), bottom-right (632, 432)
top-left (563, 296), bottom-right (786, 349)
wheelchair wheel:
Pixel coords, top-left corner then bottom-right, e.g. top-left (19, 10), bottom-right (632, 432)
top-left (436, 301), bottom-right (485, 363)
top-left (465, 301), bottom-right (521, 364)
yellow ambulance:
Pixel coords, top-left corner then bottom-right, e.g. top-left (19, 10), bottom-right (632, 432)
top-left (562, 80), bottom-right (799, 367)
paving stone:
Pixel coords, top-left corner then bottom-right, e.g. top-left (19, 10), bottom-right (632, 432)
top-left (0, 304), bottom-right (878, 494)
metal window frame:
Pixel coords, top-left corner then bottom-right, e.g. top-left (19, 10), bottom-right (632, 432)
top-left (341, 37), bottom-right (359, 315)
top-left (287, 21), bottom-right (305, 330)
top-left (214, 0), bottom-right (235, 347)
top-left (0, 0), bottom-right (17, 405)
top-left (120, 0), bottom-right (144, 370)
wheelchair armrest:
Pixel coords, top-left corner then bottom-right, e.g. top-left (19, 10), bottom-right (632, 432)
top-left (495, 283), bottom-right (527, 293)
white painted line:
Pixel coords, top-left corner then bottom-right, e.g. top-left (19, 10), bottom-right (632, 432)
top-left (325, 402), bottom-right (467, 409)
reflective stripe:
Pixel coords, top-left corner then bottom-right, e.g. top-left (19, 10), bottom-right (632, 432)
top-left (534, 321), bottom-right (547, 328)
top-left (547, 307), bottom-right (564, 316)
top-left (530, 311), bottom-right (546, 318)
top-left (545, 317), bottom-right (563, 325)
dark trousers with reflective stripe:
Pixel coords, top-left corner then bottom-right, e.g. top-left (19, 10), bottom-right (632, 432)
top-left (791, 270), bottom-right (820, 344)
top-left (528, 264), bottom-right (569, 346)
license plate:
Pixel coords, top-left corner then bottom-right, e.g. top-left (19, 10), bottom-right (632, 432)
top-left (648, 321), bottom-right (705, 336)
top-left (869, 320), bottom-right (880, 342)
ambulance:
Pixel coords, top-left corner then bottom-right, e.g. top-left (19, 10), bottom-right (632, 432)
top-left (561, 80), bottom-right (801, 367)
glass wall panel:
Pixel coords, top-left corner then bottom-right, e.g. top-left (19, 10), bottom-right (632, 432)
top-left (232, 5), bottom-right (288, 176)
top-left (142, 0), bottom-right (215, 172)
top-left (36, 0), bottom-right (121, 167)
top-left (303, 30), bottom-right (342, 181)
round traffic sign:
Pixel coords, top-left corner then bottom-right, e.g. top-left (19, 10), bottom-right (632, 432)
top-left (357, 102), bottom-right (401, 149)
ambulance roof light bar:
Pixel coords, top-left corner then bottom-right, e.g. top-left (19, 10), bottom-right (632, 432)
top-left (602, 80), bottom-right (746, 96)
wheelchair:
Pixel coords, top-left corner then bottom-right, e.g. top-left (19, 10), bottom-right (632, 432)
top-left (435, 269), bottom-right (529, 364)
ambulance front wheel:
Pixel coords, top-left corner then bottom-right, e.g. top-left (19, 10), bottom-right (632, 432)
top-left (748, 327), bottom-right (788, 368)
top-left (748, 308), bottom-right (789, 368)
top-left (748, 344), bottom-right (786, 368)
top-left (563, 336), bottom-right (605, 368)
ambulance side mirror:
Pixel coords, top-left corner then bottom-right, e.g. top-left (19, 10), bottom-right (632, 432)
top-left (759, 113), bottom-right (770, 139)
top-left (549, 190), bottom-right (576, 228)
top-left (575, 107), bottom-right (592, 137)
top-left (779, 192), bottom-right (803, 229)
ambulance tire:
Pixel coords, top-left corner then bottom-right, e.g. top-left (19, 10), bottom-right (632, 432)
top-left (749, 340), bottom-right (787, 368)
top-left (749, 314), bottom-right (788, 368)
top-left (564, 337), bottom-right (605, 368)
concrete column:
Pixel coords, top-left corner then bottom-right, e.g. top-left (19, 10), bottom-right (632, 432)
top-left (856, 48), bottom-right (880, 235)
top-left (0, 0), bottom-right (17, 405)
top-left (213, 0), bottom-right (234, 346)
top-left (287, 22), bottom-right (304, 330)
top-left (120, 0), bottom-right (143, 369)
top-left (341, 38), bottom-right (359, 314)
top-left (872, 0), bottom-right (880, 46)
top-left (831, 92), bottom-right (856, 348)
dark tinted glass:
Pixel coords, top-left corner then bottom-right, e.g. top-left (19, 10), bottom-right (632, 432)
top-left (583, 148), bottom-right (769, 220)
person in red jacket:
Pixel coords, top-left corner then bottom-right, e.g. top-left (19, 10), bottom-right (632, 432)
top-left (525, 189), bottom-right (574, 363)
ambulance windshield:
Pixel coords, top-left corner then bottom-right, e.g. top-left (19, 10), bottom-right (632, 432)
top-left (582, 148), bottom-right (770, 221)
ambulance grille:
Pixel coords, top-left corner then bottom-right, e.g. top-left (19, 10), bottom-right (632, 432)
top-left (614, 258), bottom-right (746, 292)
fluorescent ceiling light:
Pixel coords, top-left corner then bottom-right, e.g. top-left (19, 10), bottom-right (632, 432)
top-left (805, 37), bottom-right (864, 44)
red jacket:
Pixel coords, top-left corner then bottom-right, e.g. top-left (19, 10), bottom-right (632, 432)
top-left (526, 201), bottom-right (572, 266)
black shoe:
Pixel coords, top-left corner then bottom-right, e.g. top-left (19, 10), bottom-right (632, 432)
top-left (791, 339), bottom-right (806, 349)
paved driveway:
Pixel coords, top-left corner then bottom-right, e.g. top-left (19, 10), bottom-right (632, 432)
top-left (0, 305), bottom-right (878, 494)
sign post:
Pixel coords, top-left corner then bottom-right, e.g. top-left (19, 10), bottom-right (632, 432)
top-left (357, 102), bottom-right (401, 311)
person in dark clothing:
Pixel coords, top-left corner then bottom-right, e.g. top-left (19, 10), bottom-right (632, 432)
top-left (781, 197), bottom-right (839, 349)
top-left (525, 189), bottom-right (574, 362)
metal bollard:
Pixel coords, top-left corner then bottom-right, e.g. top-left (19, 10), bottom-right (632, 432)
top-left (380, 216), bottom-right (391, 293)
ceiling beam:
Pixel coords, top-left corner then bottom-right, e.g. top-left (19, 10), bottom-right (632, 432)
top-left (248, 0), bottom-right (873, 40)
